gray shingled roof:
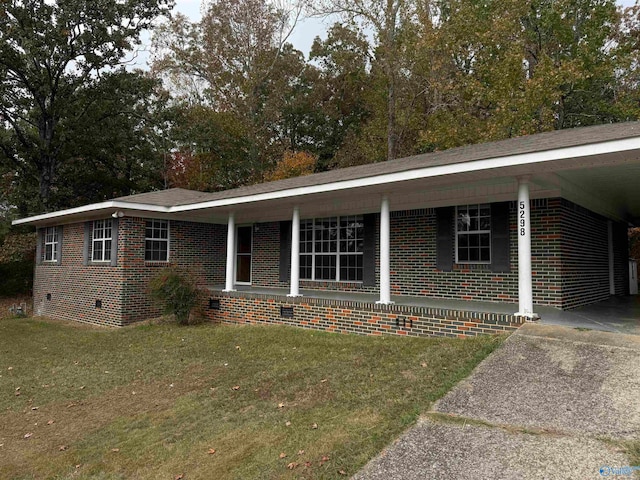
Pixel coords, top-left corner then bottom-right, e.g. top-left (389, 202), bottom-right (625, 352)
top-left (116, 122), bottom-right (640, 207)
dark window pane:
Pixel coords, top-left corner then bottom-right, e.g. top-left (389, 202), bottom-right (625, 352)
top-left (237, 226), bottom-right (252, 253)
top-left (93, 242), bottom-right (102, 261)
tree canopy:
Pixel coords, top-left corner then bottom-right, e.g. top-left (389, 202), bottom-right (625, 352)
top-left (2, 0), bottom-right (640, 218)
top-left (0, 0), bottom-right (174, 213)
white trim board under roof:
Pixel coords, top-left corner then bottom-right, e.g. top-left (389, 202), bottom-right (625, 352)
top-left (13, 122), bottom-right (640, 227)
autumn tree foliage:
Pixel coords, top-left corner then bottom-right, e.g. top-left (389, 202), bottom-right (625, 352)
top-left (265, 151), bottom-right (317, 182)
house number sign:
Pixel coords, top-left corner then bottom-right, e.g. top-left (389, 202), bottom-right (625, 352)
top-left (519, 201), bottom-right (527, 236)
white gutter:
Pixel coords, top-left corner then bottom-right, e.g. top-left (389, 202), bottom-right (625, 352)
top-left (11, 201), bottom-right (171, 226)
top-left (12, 136), bottom-right (640, 226)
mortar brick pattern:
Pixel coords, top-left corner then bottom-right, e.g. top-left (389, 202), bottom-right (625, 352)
top-left (33, 197), bottom-right (628, 329)
top-left (33, 223), bottom-right (124, 327)
top-left (34, 218), bottom-right (226, 327)
top-left (204, 290), bottom-right (525, 339)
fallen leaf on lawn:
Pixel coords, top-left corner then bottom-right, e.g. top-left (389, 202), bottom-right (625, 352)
top-left (232, 385), bottom-right (240, 391)
top-left (31, 407), bottom-right (38, 411)
top-left (278, 402), bottom-right (285, 408)
top-left (321, 455), bottom-right (330, 462)
top-left (287, 462), bottom-right (299, 470)
top-left (320, 378), bottom-right (328, 383)
top-left (8, 367), bottom-right (13, 370)
top-left (24, 433), bottom-right (32, 439)
top-left (338, 469), bottom-right (347, 475)
top-left (311, 423), bottom-right (318, 429)
top-left (285, 421), bottom-right (291, 426)
top-left (111, 448), bottom-right (120, 452)
top-left (304, 461), bottom-right (312, 467)
top-left (174, 475), bottom-right (184, 480)
top-left (235, 345), bottom-right (241, 350)
top-left (15, 386), bottom-right (19, 391)
top-left (104, 371), bottom-right (109, 374)
top-left (75, 464), bottom-right (81, 469)
top-left (47, 420), bottom-right (55, 425)
top-left (0, 443), bottom-right (4, 447)
top-left (59, 445), bottom-right (67, 451)
top-left (297, 450), bottom-right (305, 455)
top-left (279, 452), bottom-right (287, 459)
top-left (420, 362), bottom-right (427, 368)
top-left (169, 383), bottom-right (174, 388)
top-left (208, 448), bottom-right (216, 455)
top-left (14, 391), bottom-right (20, 396)
top-left (67, 403), bottom-right (76, 408)
top-left (79, 386), bottom-right (85, 390)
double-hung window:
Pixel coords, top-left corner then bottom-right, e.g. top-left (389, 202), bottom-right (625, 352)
top-left (145, 220), bottom-right (169, 261)
top-left (300, 215), bottom-right (364, 281)
top-left (456, 204), bottom-right (491, 263)
top-left (44, 227), bottom-right (59, 262)
top-left (92, 220), bottom-right (112, 262)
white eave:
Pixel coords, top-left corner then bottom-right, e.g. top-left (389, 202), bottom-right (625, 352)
top-left (12, 135), bottom-right (640, 227)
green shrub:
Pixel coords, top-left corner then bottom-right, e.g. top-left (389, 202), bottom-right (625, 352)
top-left (148, 267), bottom-right (202, 325)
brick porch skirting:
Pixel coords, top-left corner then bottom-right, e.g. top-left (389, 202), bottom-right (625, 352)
top-left (203, 290), bottom-right (525, 338)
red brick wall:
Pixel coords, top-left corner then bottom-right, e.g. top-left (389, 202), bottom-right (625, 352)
top-left (204, 290), bottom-right (525, 338)
top-left (34, 218), bottom-right (226, 326)
top-left (33, 197), bottom-right (628, 327)
top-left (33, 223), bottom-right (125, 327)
top-left (120, 218), bottom-right (225, 325)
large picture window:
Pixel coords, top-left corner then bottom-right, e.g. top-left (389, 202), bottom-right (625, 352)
top-left (92, 219), bottom-right (112, 262)
top-left (300, 216), bottom-right (364, 282)
top-left (145, 220), bottom-right (169, 261)
top-left (456, 204), bottom-right (491, 263)
top-left (44, 226), bottom-right (59, 262)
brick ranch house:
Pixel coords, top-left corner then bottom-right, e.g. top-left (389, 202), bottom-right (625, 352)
top-left (13, 122), bottom-right (640, 337)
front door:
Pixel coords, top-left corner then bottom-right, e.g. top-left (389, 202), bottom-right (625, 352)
top-left (236, 225), bottom-right (252, 284)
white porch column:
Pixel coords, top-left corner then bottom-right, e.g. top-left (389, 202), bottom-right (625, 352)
top-left (516, 177), bottom-right (535, 318)
top-left (377, 196), bottom-right (393, 304)
top-left (223, 212), bottom-right (236, 292)
top-left (288, 206), bottom-right (301, 297)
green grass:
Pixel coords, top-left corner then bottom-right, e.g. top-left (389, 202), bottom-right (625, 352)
top-left (0, 318), bottom-right (505, 479)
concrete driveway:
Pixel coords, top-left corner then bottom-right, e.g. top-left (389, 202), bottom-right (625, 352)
top-left (354, 323), bottom-right (640, 480)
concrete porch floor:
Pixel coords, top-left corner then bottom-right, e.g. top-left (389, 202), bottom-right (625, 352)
top-left (207, 285), bottom-right (640, 335)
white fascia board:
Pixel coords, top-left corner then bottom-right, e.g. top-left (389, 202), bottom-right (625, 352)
top-left (172, 136), bottom-right (640, 213)
top-left (11, 201), bottom-right (171, 226)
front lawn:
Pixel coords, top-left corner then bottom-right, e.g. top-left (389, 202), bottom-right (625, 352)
top-left (0, 318), bottom-right (504, 479)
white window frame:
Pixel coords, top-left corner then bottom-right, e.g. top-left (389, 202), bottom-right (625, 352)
top-left (145, 219), bottom-right (170, 262)
top-left (43, 226), bottom-right (59, 262)
top-left (300, 215), bottom-right (364, 282)
top-left (91, 219), bottom-right (113, 263)
top-left (455, 204), bottom-right (491, 264)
